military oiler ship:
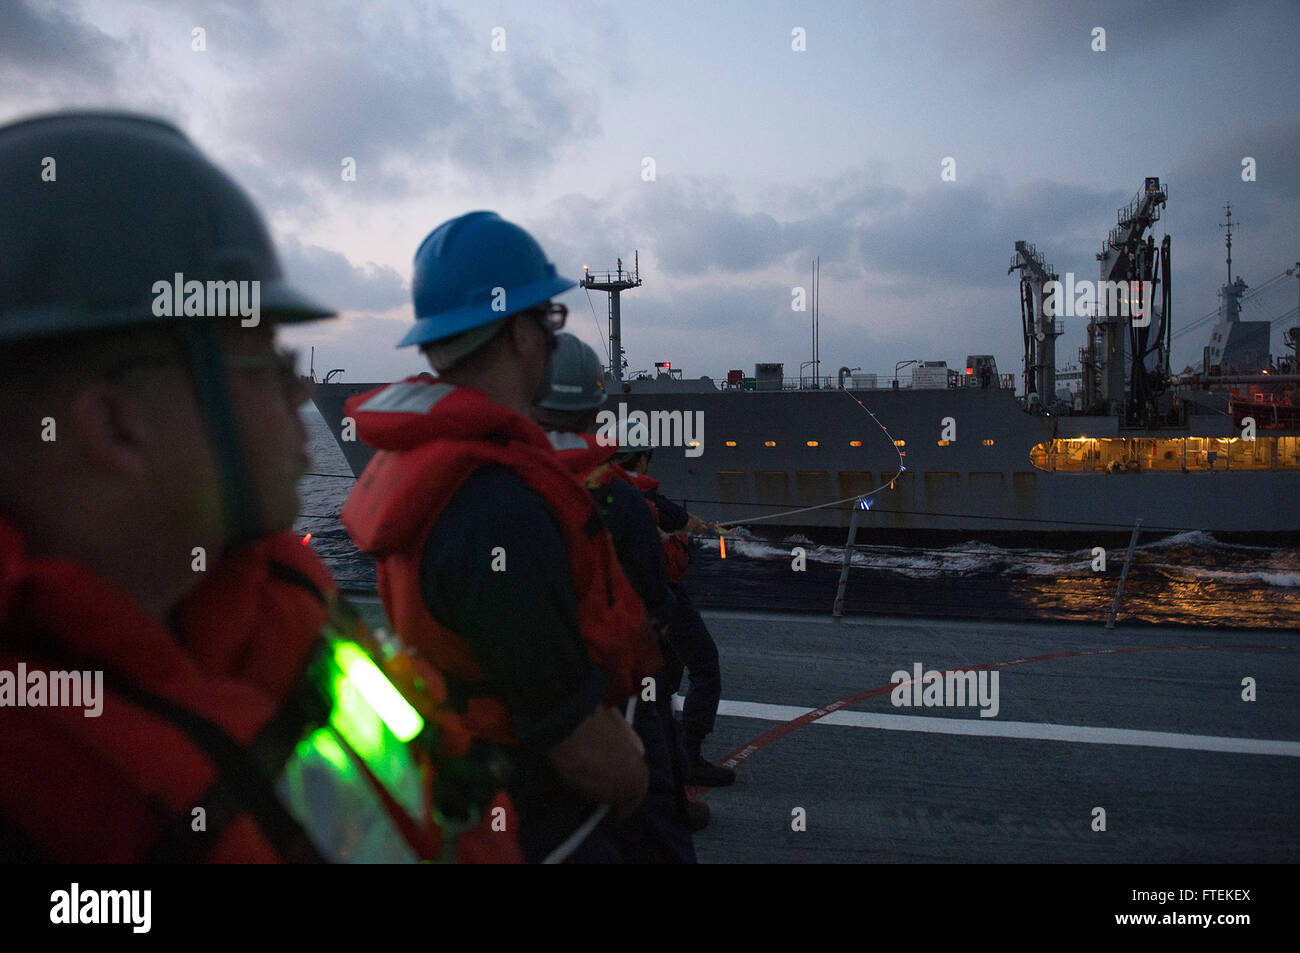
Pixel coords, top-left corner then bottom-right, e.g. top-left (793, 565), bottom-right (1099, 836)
top-left (310, 180), bottom-right (1300, 540)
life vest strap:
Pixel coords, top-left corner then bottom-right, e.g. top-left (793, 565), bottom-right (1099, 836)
top-left (6, 623), bottom-right (326, 863)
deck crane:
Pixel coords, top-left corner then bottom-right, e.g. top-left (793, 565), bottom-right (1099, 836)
top-left (1087, 177), bottom-right (1173, 423)
top-left (1009, 241), bottom-right (1062, 411)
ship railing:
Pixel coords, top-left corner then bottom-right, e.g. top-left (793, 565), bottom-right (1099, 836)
top-left (692, 373), bottom-right (1019, 391)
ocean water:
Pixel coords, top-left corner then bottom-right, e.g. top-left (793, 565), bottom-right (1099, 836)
top-left (295, 407), bottom-right (1300, 630)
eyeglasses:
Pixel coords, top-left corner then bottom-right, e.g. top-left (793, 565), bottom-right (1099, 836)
top-left (100, 346), bottom-right (309, 403)
top-left (530, 302), bottom-right (568, 331)
top-left (225, 348), bottom-right (310, 401)
top-left (527, 303), bottom-right (567, 351)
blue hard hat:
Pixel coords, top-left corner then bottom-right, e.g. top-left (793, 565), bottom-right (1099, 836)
top-left (400, 211), bottom-right (576, 348)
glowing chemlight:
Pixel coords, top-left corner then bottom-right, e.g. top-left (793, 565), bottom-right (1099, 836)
top-left (764, 440), bottom-right (776, 447)
top-left (893, 439), bottom-right (906, 447)
top-left (938, 440), bottom-right (951, 446)
top-left (806, 440), bottom-right (819, 447)
top-left (331, 641), bottom-right (424, 742)
top-left (301, 533), bottom-right (313, 545)
top-left (725, 441), bottom-right (737, 447)
top-left (719, 537), bottom-right (727, 559)
top-left (849, 440), bottom-right (863, 447)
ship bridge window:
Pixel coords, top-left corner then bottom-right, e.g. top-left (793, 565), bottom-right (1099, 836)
top-left (1029, 437), bottom-right (1298, 472)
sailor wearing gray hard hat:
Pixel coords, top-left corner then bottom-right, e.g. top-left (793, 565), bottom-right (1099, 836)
top-left (0, 111), bottom-right (462, 864)
top-left (535, 333), bottom-right (708, 848)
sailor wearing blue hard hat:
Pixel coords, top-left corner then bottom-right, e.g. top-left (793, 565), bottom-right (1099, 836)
top-left (342, 212), bottom-right (658, 862)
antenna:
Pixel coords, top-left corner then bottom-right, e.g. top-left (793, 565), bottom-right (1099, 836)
top-left (1219, 203), bottom-right (1240, 284)
top-left (580, 252), bottom-right (643, 383)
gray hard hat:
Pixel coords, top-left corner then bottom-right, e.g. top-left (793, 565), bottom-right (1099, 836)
top-left (0, 111), bottom-right (331, 342)
top-left (536, 332), bottom-right (608, 411)
top-left (0, 111), bottom-right (333, 545)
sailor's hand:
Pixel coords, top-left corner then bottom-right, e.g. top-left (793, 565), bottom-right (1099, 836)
top-left (685, 514), bottom-right (712, 534)
top-left (548, 705), bottom-right (648, 817)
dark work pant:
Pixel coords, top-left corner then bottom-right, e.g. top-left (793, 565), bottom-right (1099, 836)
top-left (662, 583), bottom-right (721, 751)
top-left (613, 692), bottom-right (697, 863)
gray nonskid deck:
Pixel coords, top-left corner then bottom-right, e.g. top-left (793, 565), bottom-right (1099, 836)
top-left (692, 611), bottom-right (1298, 863)
top-left (347, 597), bottom-right (1300, 863)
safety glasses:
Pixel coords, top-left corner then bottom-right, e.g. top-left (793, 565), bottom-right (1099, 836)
top-left (225, 348), bottom-right (311, 401)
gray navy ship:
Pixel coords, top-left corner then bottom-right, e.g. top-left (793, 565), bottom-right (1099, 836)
top-left (309, 180), bottom-right (1300, 541)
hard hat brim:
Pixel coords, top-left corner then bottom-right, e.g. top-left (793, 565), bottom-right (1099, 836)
top-left (398, 274), bottom-right (576, 348)
top-left (535, 389), bottom-right (608, 412)
top-left (0, 279), bottom-right (333, 343)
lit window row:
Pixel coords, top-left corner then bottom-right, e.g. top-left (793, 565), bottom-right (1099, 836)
top-left (722, 440), bottom-right (870, 448)
top-left (712, 438), bottom-right (993, 448)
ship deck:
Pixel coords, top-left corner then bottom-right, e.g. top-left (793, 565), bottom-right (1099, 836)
top-left (345, 596), bottom-right (1299, 863)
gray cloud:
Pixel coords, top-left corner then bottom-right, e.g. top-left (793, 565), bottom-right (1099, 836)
top-left (278, 236), bottom-right (408, 313)
top-left (0, 0), bottom-right (125, 88)
top-left (221, 3), bottom-right (590, 202)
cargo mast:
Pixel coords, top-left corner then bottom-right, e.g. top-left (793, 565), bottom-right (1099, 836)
top-left (1090, 177), bottom-right (1168, 418)
top-left (1009, 241), bottom-right (1061, 411)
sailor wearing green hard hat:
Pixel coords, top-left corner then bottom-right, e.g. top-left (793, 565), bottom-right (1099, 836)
top-left (342, 212), bottom-right (661, 862)
top-left (0, 112), bottom-right (508, 863)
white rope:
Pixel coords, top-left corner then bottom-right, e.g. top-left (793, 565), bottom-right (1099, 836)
top-left (713, 388), bottom-right (907, 529)
top-left (541, 696), bottom-right (638, 864)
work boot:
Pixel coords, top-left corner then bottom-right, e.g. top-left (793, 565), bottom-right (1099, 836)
top-left (688, 756), bottom-right (736, 787)
top-left (685, 739), bottom-right (736, 787)
top-left (682, 798), bottom-right (710, 832)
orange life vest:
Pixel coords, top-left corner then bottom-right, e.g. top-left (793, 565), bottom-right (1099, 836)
top-left (0, 516), bottom-right (519, 863)
top-left (623, 469), bottom-right (691, 584)
top-left (549, 432), bottom-right (692, 584)
top-left (340, 377), bottom-right (660, 747)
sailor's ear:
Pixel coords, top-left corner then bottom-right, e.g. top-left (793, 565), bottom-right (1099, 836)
top-left (503, 311), bottom-right (534, 353)
top-left (67, 379), bottom-right (156, 479)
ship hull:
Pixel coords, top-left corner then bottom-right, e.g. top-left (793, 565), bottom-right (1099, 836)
top-left (310, 382), bottom-right (1300, 537)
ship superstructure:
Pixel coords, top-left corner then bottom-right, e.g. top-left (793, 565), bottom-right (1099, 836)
top-left (310, 181), bottom-right (1300, 539)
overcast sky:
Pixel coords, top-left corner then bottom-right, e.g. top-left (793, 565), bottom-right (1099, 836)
top-left (4, 0), bottom-right (1297, 384)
